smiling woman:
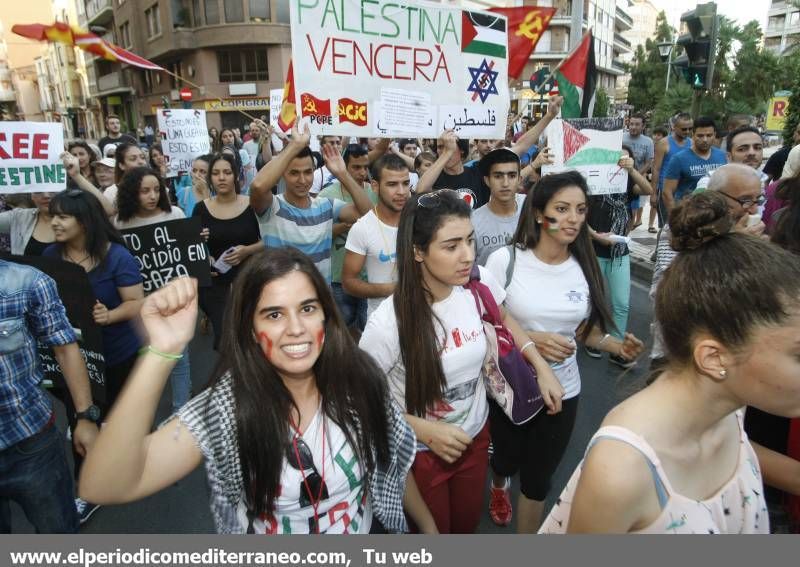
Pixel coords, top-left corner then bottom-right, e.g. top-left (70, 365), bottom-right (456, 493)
top-left (78, 248), bottom-right (435, 534)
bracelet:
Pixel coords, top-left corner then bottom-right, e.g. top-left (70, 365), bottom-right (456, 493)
top-left (139, 345), bottom-right (183, 361)
top-left (597, 333), bottom-right (611, 347)
top-left (520, 341), bottom-right (535, 354)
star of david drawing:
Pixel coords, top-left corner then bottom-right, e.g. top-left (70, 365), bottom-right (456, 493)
top-left (467, 59), bottom-right (499, 103)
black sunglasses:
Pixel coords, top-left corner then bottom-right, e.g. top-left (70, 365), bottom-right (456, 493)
top-left (286, 435), bottom-right (329, 510)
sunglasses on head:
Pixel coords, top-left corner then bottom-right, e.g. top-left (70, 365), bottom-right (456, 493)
top-left (417, 188), bottom-right (459, 209)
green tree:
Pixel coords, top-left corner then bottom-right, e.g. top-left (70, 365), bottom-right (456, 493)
top-left (594, 87), bottom-right (611, 117)
top-left (626, 11), bottom-right (674, 112)
top-left (725, 21), bottom-right (782, 116)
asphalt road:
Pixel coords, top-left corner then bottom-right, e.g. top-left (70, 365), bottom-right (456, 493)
top-left (11, 280), bottom-right (655, 534)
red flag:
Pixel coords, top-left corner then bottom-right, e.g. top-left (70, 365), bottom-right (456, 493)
top-left (277, 60), bottom-right (296, 132)
top-left (12, 22), bottom-right (163, 71)
top-left (300, 93), bottom-right (331, 117)
top-left (489, 7), bottom-right (557, 79)
top-left (337, 98), bottom-right (367, 126)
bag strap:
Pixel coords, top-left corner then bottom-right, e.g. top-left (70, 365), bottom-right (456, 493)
top-left (504, 245), bottom-right (516, 289)
top-left (466, 265), bottom-right (484, 316)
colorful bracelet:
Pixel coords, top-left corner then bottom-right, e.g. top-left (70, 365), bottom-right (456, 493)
top-left (139, 345), bottom-right (183, 361)
top-left (520, 341), bottom-right (535, 354)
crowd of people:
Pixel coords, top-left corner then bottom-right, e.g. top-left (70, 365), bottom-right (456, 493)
top-left (1, 98), bottom-right (800, 535)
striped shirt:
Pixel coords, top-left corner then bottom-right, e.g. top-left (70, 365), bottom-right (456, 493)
top-left (258, 195), bottom-right (346, 282)
top-left (0, 260), bottom-right (76, 449)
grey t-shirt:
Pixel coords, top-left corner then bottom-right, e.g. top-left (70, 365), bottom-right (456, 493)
top-left (622, 133), bottom-right (654, 172)
top-left (472, 194), bottom-right (525, 265)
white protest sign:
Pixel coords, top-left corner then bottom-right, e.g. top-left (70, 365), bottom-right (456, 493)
top-left (269, 88), bottom-right (284, 129)
top-left (542, 117), bottom-right (627, 195)
top-left (0, 122), bottom-right (65, 194)
top-left (157, 109), bottom-right (211, 178)
top-left (290, 0), bottom-right (509, 138)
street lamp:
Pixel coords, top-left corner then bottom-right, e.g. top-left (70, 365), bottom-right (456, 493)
top-left (657, 41), bottom-right (675, 94)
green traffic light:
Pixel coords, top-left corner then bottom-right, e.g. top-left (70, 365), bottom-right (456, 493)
top-left (693, 73), bottom-right (703, 88)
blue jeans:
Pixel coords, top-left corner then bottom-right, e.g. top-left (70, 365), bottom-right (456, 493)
top-left (0, 422), bottom-right (78, 533)
top-left (169, 347), bottom-right (191, 413)
top-left (331, 282), bottom-right (367, 332)
top-left (597, 255), bottom-right (631, 340)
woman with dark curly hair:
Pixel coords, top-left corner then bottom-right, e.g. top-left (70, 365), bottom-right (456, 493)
top-left (68, 140), bottom-right (98, 189)
top-left (113, 167), bottom-right (185, 230)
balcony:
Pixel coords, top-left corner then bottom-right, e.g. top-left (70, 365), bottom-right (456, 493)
top-left (97, 71), bottom-right (128, 93)
top-left (612, 59), bottom-right (627, 72)
top-left (86, 0), bottom-right (114, 27)
top-left (614, 33), bottom-right (632, 52)
top-left (769, 1), bottom-right (789, 13)
top-left (615, 6), bottom-right (634, 31)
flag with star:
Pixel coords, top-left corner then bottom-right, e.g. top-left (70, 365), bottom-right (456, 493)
top-left (489, 7), bottom-right (556, 79)
top-left (554, 31), bottom-right (597, 118)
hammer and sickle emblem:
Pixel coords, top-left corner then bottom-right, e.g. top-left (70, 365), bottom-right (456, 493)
top-left (516, 10), bottom-right (543, 42)
top-left (302, 97), bottom-right (318, 114)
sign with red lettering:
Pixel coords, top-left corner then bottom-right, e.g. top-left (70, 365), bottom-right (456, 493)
top-left (0, 122), bottom-right (65, 194)
top-left (290, 0), bottom-right (509, 138)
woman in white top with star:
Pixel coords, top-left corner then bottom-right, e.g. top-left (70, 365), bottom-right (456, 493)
top-left (541, 190), bottom-right (800, 533)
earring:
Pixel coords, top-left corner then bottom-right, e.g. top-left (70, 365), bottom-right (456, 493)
top-left (719, 369), bottom-right (727, 377)
top-left (536, 218), bottom-right (543, 223)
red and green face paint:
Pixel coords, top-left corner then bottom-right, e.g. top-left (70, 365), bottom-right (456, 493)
top-left (257, 331), bottom-right (274, 361)
top-left (543, 216), bottom-right (560, 233)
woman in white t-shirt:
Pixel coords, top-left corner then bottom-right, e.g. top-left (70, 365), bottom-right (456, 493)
top-left (79, 248), bottom-right (437, 534)
top-left (359, 189), bottom-right (560, 533)
top-left (484, 170), bottom-right (644, 532)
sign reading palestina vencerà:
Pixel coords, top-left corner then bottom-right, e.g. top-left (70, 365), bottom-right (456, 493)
top-left (290, 0), bottom-right (510, 138)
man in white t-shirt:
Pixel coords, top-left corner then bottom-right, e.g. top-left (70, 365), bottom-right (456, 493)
top-left (310, 135), bottom-right (342, 196)
top-left (472, 149), bottom-right (526, 265)
top-left (342, 154), bottom-right (411, 317)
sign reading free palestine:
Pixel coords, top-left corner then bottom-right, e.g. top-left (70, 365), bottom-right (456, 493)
top-left (290, 0), bottom-right (510, 138)
top-left (0, 122), bottom-right (65, 194)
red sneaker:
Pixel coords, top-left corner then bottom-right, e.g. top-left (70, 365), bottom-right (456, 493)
top-left (489, 479), bottom-right (512, 526)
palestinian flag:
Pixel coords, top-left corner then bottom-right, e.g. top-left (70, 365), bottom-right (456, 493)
top-left (462, 11), bottom-right (506, 59)
top-left (554, 32), bottom-right (597, 118)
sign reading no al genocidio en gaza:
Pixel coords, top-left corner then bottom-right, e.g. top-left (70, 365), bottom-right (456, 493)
top-left (290, 0), bottom-right (510, 138)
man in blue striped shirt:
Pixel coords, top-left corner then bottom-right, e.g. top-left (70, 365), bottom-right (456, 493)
top-left (0, 259), bottom-right (98, 532)
top-left (249, 123), bottom-right (373, 282)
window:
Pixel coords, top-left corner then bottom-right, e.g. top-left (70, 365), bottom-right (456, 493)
top-left (224, 0), bottom-right (244, 22)
top-left (145, 4), bottom-right (162, 38)
top-left (142, 70), bottom-right (154, 94)
top-left (217, 48), bottom-right (268, 82)
top-left (119, 22), bottom-right (131, 47)
top-left (249, 0), bottom-right (270, 21)
top-left (193, 0), bottom-right (203, 26)
top-left (790, 11), bottom-right (800, 26)
top-left (275, 0), bottom-right (290, 23)
top-left (169, 62), bottom-right (183, 88)
top-left (205, 0), bottom-right (220, 24)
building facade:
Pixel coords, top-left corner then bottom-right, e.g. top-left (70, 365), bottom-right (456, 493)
top-left (616, 0), bottom-right (659, 102)
top-left (78, 0), bottom-right (291, 135)
top-left (764, 0), bottom-right (800, 56)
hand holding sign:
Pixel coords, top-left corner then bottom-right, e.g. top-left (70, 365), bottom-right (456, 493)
top-left (532, 147), bottom-right (554, 169)
top-left (545, 95), bottom-right (564, 118)
top-left (141, 277), bottom-right (198, 355)
top-left (617, 155), bottom-right (635, 170)
top-left (60, 152), bottom-right (80, 178)
top-left (438, 130), bottom-right (459, 158)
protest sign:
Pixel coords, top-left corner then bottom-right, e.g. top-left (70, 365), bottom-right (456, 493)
top-left (0, 122), bottom-right (65, 194)
top-left (120, 217), bottom-right (211, 293)
top-left (290, 0), bottom-right (510, 138)
top-left (542, 116), bottom-right (627, 195)
top-left (766, 91), bottom-right (791, 132)
top-left (157, 109), bottom-right (211, 178)
top-left (2, 254), bottom-right (107, 403)
top-left (270, 88), bottom-right (284, 129)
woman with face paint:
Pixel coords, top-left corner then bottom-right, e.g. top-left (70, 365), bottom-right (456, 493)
top-left (79, 249), bottom-right (436, 534)
top-left (484, 171), bottom-right (644, 532)
top-left (541, 191), bottom-right (800, 533)
top-left (359, 190), bottom-right (560, 533)
top-left (191, 153), bottom-right (262, 350)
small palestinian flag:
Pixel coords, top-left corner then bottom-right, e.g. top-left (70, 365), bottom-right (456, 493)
top-left (554, 32), bottom-right (597, 118)
top-left (462, 11), bottom-right (506, 59)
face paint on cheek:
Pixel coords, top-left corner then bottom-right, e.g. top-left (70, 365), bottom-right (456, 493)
top-left (257, 331), bottom-right (274, 361)
top-left (543, 216), bottom-right (560, 233)
top-left (316, 326), bottom-right (325, 350)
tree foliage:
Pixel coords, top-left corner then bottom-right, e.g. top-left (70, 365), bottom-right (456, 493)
top-left (594, 87), bottom-right (611, 117)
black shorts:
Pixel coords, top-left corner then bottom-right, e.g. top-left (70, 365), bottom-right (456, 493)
top-left (488, 396), bottom-right (579, 501)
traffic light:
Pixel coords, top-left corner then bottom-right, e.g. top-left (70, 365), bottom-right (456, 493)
top-left (672, 2), bottom-right (718, 90)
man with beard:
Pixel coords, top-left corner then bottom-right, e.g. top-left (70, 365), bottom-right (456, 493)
top-left (342, 154), bottom-right (411, 318)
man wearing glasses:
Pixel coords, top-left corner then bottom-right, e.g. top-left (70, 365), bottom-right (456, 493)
top-left (651, 112), bottom-right (693, 227)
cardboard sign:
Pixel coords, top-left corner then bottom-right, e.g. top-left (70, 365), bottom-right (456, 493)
top-left (120, 217), bottom-right (211, 293)
top-left (0, 122), bottom-right (66, 194)
top-left (542, 117), bottom-right (628, 196)
top-left (289, 0), bottom-right (510, 138)
top-left (157, 109), bottom-right (212, 178)
top-left (2, 254), bottom-right (107, 403)
top-left (270, 89), bottom-right (284, 129)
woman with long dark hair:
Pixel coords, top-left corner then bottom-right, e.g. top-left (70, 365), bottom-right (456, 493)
top-left (192, 153), bottom-right (262, 349)
top-left (68, 140), bottom-right (98, 188)
top-left (101, 142), bottom-right (148, 214)
top-left (484, 171), bottom-right (643, 532)
top-left (114, 166), bottom-right (185, 229)
top-left (541, 191), bottom-right (800, 533)
top-left (359, 190), bottom-right (560, 533)
top-left (78, 249), bottom-right (436, 534)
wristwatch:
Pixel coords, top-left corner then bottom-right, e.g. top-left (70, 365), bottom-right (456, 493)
top-left (75, 405), bottom-right (102, 423)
